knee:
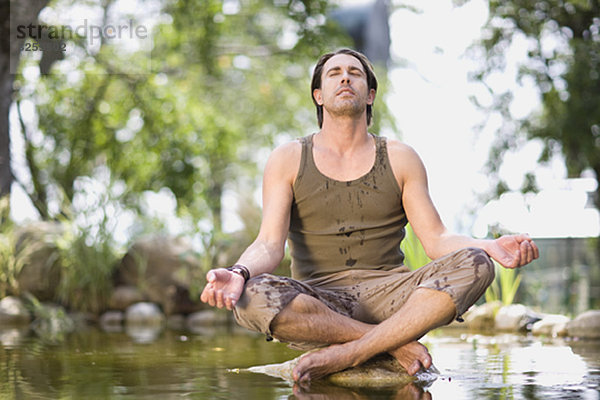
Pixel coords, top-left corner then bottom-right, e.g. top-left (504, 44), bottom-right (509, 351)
top-left (232, 275), bottom-right (274, 331)
top-left (233, 274), bottom-right (301, 335)
top-left (234, 274), bottom-right (273, 312)
top-left (462, 247), bottom-right (495, 287)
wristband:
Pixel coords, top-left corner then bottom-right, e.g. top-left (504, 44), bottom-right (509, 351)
top-left (226, 264), bottom-right (250, 283)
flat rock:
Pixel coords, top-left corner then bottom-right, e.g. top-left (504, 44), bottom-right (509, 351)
top-left (462, 301), bottom-right (500, 331)
top-left (531, 314), bottom-right (570, 337)
top-left (495, 304), bottom-right (541, 332)
top-left (566, 310), bottom-right (600, 339)
top-left (187, 310), bottom-right (227, 327)
top-left (242, 353), bottom-right (437, 388)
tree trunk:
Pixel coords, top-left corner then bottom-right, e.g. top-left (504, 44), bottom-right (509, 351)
top-left (0, 0), bottom-right (50, 206)
top-left (593, 164), bottom-right (600, 267)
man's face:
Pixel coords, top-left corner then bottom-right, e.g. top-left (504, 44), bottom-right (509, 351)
top-left (313, 54), bottom-right (375, 122)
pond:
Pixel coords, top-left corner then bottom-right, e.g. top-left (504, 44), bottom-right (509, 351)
top-left (1, 324), bottom-right (599, 399)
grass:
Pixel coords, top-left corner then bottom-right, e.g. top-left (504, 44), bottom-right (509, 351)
top-left (400, 224), bottom-right (431, 270)
top-left (485, 260), bottom-right (522, 306)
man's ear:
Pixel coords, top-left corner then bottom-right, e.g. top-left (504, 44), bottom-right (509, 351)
top-left (313, 88), bottom-right (323, 105)
top-left (367, 88), bottom-right (376, 105)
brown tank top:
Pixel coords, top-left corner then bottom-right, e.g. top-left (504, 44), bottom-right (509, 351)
top-left (288, 133), bottom-right (408, 280)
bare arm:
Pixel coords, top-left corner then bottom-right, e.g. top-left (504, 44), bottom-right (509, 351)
top-left (200, 141), bottom-right (300, 310)
top-left (388, 140), bottom-right (538, 268)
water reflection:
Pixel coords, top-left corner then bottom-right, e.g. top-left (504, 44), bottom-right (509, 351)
top-left (0, 327), bottom-right (598, 399)
top-left (290, 381), bottom-right (432, 399)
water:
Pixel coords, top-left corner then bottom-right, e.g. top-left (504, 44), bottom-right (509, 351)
top-left (1, 325), bottom-right (599, 399)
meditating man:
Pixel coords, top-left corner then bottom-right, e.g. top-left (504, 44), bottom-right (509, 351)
top-left (200, 48), bottom-right (539, 383)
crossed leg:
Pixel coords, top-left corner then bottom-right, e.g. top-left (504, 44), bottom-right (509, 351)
top-left (235, 248), bottom-right (495, 383)
top-left (270, 286), bottom-right (456, 382)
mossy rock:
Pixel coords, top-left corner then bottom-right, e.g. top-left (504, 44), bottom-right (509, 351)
top-left (243, 353), bottom-right (437, 388)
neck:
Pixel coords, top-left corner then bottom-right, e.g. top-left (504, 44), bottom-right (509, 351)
top-left (318, 114), bottom-right (370, 154)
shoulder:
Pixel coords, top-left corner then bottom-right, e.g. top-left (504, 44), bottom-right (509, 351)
top-left (384, 138), bottom-right (427, 187)
top-left (385, 138), bottom-right (418, 158)
top-left (264, 139), bottom-right (303, 183)
top-left (385, 138), bottom-right (425, 171)
top-left (267, 139), bottom-right (302, 166)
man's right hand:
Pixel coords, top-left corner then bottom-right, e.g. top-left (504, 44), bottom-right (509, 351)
top-left (200, 268), bottom-right (246, 311)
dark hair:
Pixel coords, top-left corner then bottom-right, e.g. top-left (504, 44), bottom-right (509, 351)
top-left (310, 48), bottom-right (378, 128)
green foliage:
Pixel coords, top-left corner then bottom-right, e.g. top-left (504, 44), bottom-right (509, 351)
top-left (471, 0), bottom-right (600, 209)
top-left (52, 180), bottom-right (122, 313)
top-left (14, 0), bottom-right (366, 236)
top-left (485, 260), bottom-right (522, 306)
top-left (53, 222), bottom-right (119, 314)
top-left (400, 224), bottom-right (431, 270)
top-left (22, 292), bottom-right (75, 343)
top-left (8, 0), bottom-right (399, 308)
top-left (0, 199), bottom-right (23, 297)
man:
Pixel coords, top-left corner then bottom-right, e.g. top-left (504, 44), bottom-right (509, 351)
top-left (200, 48), bottom-right (539, 383)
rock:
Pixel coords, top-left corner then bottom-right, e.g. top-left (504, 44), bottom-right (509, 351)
top-left (244, 353), bottom-right (437, 388)
top-left (115, 236), bottom-right (203, 315)
top-left (108, 286), bottom-right (145, 311)
top-left (531, 314), bottom-right (570, 337)
top-left (0, 327), bottom-right (28, 347)
top-left (125, 302), bottom-right (165, 326)
top-left (100, 310), bottom-right (124, 331)
top-left (187, 310), bottom-right (228, 334)
top-left (566, 310), bottom-right (600, 339)
top-left (187, 310), bottom-right (227, 326)
top-left (462, 301), bottom-right (500, 331)
top-left (494, 304), bottom-right (542, 332)
top-left (14, 222), bottom-right (64, 301)
top-left (0, 296), bottom-right (31, 325)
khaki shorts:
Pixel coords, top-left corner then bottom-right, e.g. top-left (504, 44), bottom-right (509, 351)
top-left (233, 247), bottom-right (494, 347)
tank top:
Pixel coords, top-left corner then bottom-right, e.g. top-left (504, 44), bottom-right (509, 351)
top-left (288, 133), bottom-right (408, 280)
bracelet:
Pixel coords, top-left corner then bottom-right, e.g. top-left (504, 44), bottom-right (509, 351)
top-left (226, 264), bottom-right (250, 283)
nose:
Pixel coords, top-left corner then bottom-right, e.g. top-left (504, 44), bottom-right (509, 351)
top-left (341, 70), bottom-right (351, 84)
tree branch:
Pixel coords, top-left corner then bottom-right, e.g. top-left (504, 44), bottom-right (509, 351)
top-left (16, 99), bottom-right (50, 219)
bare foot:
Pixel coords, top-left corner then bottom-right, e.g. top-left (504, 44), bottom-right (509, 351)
top-left (389, 341), bottom-right (432, 376)
top-left (292, 342), bottom-right (359, 383)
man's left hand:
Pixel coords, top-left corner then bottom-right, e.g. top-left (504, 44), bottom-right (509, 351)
top-left (487, 234), bottom-right (539, 269)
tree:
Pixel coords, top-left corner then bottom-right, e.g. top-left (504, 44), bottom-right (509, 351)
top-left (471, 1), bottom-right (600, 246)
top-left (11, 0), bottom-right (399, 268)
top-left (0, 0), bottom-right (50, 219)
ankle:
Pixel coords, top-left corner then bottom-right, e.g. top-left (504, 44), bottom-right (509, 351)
top-left (345, 339), bottom-right (375, 367)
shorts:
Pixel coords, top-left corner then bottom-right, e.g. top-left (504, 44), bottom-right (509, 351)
top-left (233, 247), bottom-right (494, 347)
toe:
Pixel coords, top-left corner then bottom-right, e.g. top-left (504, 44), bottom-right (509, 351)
top-left (292, 366), bottom-right (301, 382)
top-left (408, 360), bottom-right (422, 376)
top-left (422, 353), bottom-right (432, 369)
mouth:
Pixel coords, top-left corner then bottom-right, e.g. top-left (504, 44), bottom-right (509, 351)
top-left (336, 88), bottom-right (355, 96)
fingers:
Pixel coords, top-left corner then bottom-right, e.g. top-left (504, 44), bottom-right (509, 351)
top-left (200, 283), bottom-right (215, 306)
top-left (200, 269), bottom-right (224, 308)
top-left (530, 240), bottom-right (540, 259)
top-left (206, 270), bottom-right (216, 283)
top-left (516, 234), bottom-right (539, 267)
top-left (200, 268), bottom-right (242, 310)
top-left (201, 284), bottom-right (227, 309)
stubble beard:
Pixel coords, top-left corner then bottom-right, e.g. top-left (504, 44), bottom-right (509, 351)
top-left (323, 97), bottom-right (365, 120)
